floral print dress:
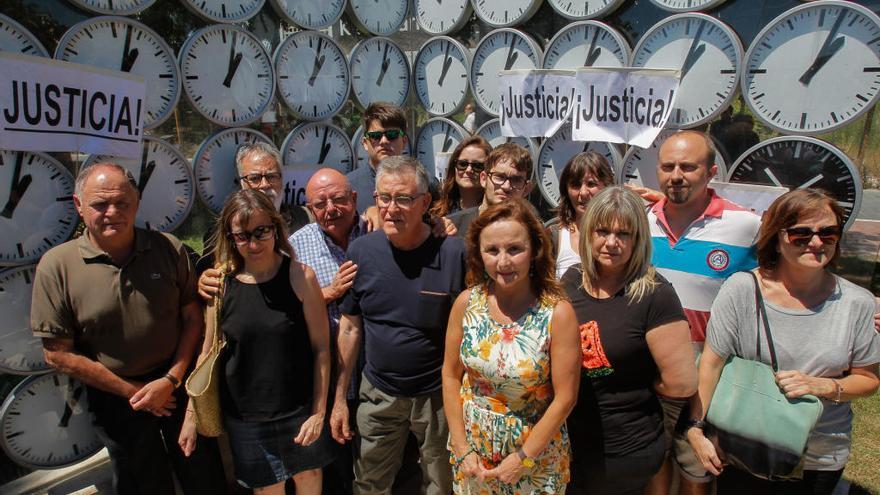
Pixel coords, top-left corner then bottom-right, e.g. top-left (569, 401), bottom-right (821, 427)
top-left (452, 285), bottom-right (570, 495)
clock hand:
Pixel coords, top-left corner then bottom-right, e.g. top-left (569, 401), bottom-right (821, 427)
top-left (59, 385), bottom-right (83, 428)
top-left (376, 44), bottom-right (391, 86)
top-left (138, 161), bottom-right (156, 196)
top-left (442, 127), bottom-right (453, 152)
top-left (223, 32), bottom-right (242, 88)
top-left (762, 168), bottom-right (783, 188)
top-left (1, 152), bottom-right (33, 219)
top-left (799, 36), bottom-right (845, 85)
top-left (120, 24), bottom-right (139, 72)
top-left (308, 55), bottom-right (326, 86)
top-left (318, 127), bottom-right (331, 164)
top-left (799, 174), bottom-right (824, 189)
top-left (585, 29), bottom-right (601, 67)
top-left (438, 43), bottom-right (453, 86)
top-left (681, 20), bottom-right (707, 79)
top-left (504, 41), bottom-right (518, 71)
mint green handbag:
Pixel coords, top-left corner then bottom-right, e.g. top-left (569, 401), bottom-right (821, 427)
top-left (706, 272), bottom-right (823, 480)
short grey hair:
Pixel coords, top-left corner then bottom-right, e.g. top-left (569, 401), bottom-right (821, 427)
top-left (75, 162), bottom-right (138, 197)
top-left (235, 142), bottom-right (282, 176)
top-left (375, 156), bottom-right (429, 195)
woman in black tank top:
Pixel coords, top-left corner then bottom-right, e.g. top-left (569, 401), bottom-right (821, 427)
top-left (180, 190), bottom-right (334, 494)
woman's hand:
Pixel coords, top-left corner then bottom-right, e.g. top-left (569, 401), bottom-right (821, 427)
top-left (482, 452), bottom-right (526, 485)
top-left (775, 370), bottom-right (835, 399)
top-left (178, 412), bottom-right (198, 457)
top-left (294, 413), bottom-right (325, 446)
top-left (457, 452), bottom-right (486, 480)
top-left (686, 427), bottom-right (724, 476)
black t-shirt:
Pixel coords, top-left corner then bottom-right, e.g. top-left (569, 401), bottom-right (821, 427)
top-left (339, 230), bottom-right (466, 396)
top-left (447, 206), bottom-right (479, 240)
top-left (561, 265), bottom-right (685, 458)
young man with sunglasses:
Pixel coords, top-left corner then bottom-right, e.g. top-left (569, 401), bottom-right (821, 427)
top-left (348, 102), bottom-right (411, 212)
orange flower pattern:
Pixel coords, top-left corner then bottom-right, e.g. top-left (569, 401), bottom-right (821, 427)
top-left (579, 320), bottom-right (613, 377)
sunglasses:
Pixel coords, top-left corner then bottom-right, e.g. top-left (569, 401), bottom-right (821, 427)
top-left (454, 160), bottom-right (485, 173)
top-left (228, 224), bottom-right (276, 245)
top-left (364, 129), bottom-right (405, 142)
top-left (782, 226), bottom-right (841, 247)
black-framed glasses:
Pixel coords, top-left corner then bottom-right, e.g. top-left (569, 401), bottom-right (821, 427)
top-left (373, 192), bottom-right (425, 209)
top-left (228, 224), bottom-right (276, 245)
top-left (488, 171), bottom-right (528, 190)
top-left (310, 194), bottom-right (352, 211)
top-left (782, 226), bottom-right (841, 247)
top-left (239, 172), bottom-right (282, 186)
top-left (454, 160), bottom-right (485, 173)
top-left (364, 129), bottom-right (405, 142)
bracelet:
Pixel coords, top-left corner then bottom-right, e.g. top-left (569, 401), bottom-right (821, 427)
top-left (831, 378), bottom-right (843, 404)
top-left (449, 448), bottom-right (476, 467)
top-left (163, 373), bottom-right (181, 389)
top-left (685, 419), bottom-right (708, 430)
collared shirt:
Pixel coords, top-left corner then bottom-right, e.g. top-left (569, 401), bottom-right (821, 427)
top-left (347, 165), bottom-right (378, 213)
top-left (647, 189), bottom-right (760, 342)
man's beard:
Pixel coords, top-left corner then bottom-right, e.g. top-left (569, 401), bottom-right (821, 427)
top-left (262, 188), bottom-right (283, 211)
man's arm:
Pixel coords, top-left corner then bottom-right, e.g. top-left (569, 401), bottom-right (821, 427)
top-left (329, 313), bottom-right (362, 443)
top-left (42, 338), bottom-right (141, 400)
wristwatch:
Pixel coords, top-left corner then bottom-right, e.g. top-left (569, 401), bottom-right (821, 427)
top-left (517, 448), bottom-right (535, 469)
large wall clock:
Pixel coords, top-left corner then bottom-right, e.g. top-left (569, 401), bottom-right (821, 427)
top-left (475, 118), bottom-right (537, 160)
top-left (546, 0), bottom-right (625, 21)
top-left (0, 265), bottom-right (50, 375)
top-left (0, 372), bottom-right (103, 469)
top-left (269, 0), bottom-right (346, 30)
top-left (648, 0), bottom-right (728, 13)
top-left (351, 125), bottom-right (412, 170)
top-left (617, 129), bottom-right (727, 190)
top-left (631, 13), bottom-right (743, 129)
top-left (536, 125), bottom-right (620, 206)
top-left (726, 136), bottom-right (862, 232)
top-left (55, 17), bottom-right (180, 129)
top-left (82, 137), bottom-right (195, 232)
top-left (0, 151), bottom-right (77, 267)
top-left (194, 128), bottom-right (273, 213)
top-left (741, 1), bottom-right (880, 135)
top-left (180, 0), bottom-right (265, 23)
top-left (281, 122), bottom-right (354, 174)
top-left (349, 37), bottom-right (411, 109)
top-left (64, 0), bottom-right (155, 16)
top-left (179, 24), bottom-right (275, 127)
top-left (347, 0), bottom-right (408, 36)
top-left (415, 117), bottom-right (467, 179)
top-left (414, 0), bottom-right (472, 35)
top-left (275, 31), bottom-right (350, 121)
top-left (470, 29), bottom-right (543, 116)
top-left (472, 0), bottom-right (543, 28)
top-left (0, 13), bottom-right (49, 57)
top-left (414, 36), bottom-right (470, 117)
top-left (542, 20), bottom-right (630, 70)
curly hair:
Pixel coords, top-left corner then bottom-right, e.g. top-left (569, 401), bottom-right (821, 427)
top-left (212, 189), bottom-right (293, 274)
top-left (431, 136), bottom-right (492, 217)
top-left (554, 151), bottom-right (614, 228)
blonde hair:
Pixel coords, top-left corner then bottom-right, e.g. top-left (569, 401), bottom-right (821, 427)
top-left (578, 186), bottom-right (657, 303)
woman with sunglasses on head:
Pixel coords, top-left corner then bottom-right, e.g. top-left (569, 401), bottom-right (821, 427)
top-left (562, 186), bottom-right (697, 495)
top-left (431, 136), bottom-right (492, 218)
top-left (686, 189), bottom-right (880, 495)
top-left (179, 189), bottom-right (334, 495)
top-left (547, 151), bottom-right (614, 279)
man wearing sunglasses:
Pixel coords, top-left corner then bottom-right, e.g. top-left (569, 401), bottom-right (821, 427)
top-left (447, 143), bottom-right (534, 238)
top-left (348, 102), bottom-right (411, 213)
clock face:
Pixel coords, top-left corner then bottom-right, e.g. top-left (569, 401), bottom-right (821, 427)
top-left (0, 265), bottom-right (50, 375)
top-left (55, 17), bottom-right (181, 129)
top-left (472, 0), bottom-right (543, 28)
top-left (727, 136), bottom-right (862, 232)
top-left (269, 0), bottom-right (346, 30)
top-left (180, 0), bottom-right (265, 23)
top-left (82, 137), bottom-right (194, 232)
top-left (180, 25), bottom-right (275, 127)
top-left (536, 125), bottom-right (620, 206)
top-left (194, 128), bottom-right (273, 213)
top-left (631, 14), bottom-right (743, 129)
top-left (347, 0), bottom-right (409, 36)
top-left (349, 37), bottom-right (411, 109)
top-left (415, 117), bottom-right (467, 178)
top-left (65, 0), bottom-right (156, 15)
top-left (648, 0), bottom-right (728, 13)
top-left (275, 31), bottom-right (350, 121)
top-left (546, 0), bottom-right (625, 21)
top-left (281, 123), bottom-right (354, 174)
top-left (0, 14), bottom-right (49, 57)
top-left (741, 1), bottom-right (880, 135)
top-left (470, 29), bottom-right (543, 116)
top-left (543, 21), bottom-right (630, 70)
top-left (351, 125), bottom-right (412, 169)
top-left (0, 373), bottom-right (103, 469)
top-left (414, 0), bottom-right (472, 35)
top-left (474, 118), bottom-right (537, 158)
top-left (414, 37), bottom-right (470, 117)
top-left (0, 151), bottom-right (77, 266)
top-left (617, 129), bottom-right (727, 190)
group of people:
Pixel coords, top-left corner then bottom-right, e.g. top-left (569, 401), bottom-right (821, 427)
top-left (30, 100), bottom-right (880, 495)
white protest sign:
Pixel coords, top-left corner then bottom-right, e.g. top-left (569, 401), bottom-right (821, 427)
top-left (0, 52), bottom-right (146, 157)
top-left (499, 69), bottom-right (576, 138)
top-left (710, 182), bottom-right (788, 217)
top-left (282, 165), bottom-right (321, 207)
top-left (435, 152), bottom-right (452, 183)
top-left (571, 68), bottom-right (679, 148)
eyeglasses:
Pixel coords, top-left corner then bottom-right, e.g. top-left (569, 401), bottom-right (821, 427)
top-left (228, 224), bottom-right (276, 245)
top-left (240, 172), bottom-right (282, 186)
top-left (310, 194), bottom-right (351, 211)
top-left (374, 192), bottom-right (425, 209)
top-left (782, 226), bottom-right (841, 247)
top-left (364, 129), bottom-right (405, 142)
top-left (454, 160), bottom-right (485, 173)
top-left (488, 172), bottom-right (528, 190)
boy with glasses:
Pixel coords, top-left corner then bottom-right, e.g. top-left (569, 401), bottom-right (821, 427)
top-left (348, 102), bottom-right (411, 212)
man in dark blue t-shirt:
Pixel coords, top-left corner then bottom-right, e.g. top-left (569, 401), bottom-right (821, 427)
top-left (332, 156), bottom-right (465, 495)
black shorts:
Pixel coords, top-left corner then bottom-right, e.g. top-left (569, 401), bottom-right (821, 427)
top-left (567, 431), bottom-right (668, 495)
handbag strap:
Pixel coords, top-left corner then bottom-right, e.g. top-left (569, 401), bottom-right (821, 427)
top-left (747, 271), bottom-right (779, 372)
top-left (210, 264), bottom-right (227, 348)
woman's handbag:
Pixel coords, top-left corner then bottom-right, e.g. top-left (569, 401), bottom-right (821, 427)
top-left (184, 273), bottom-right (226, 437)
top-left (706, 271), bottom-right (824, 480)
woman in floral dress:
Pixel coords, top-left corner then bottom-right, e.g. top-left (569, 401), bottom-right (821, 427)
top-left (441, 199), bottom-right (581, 495)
